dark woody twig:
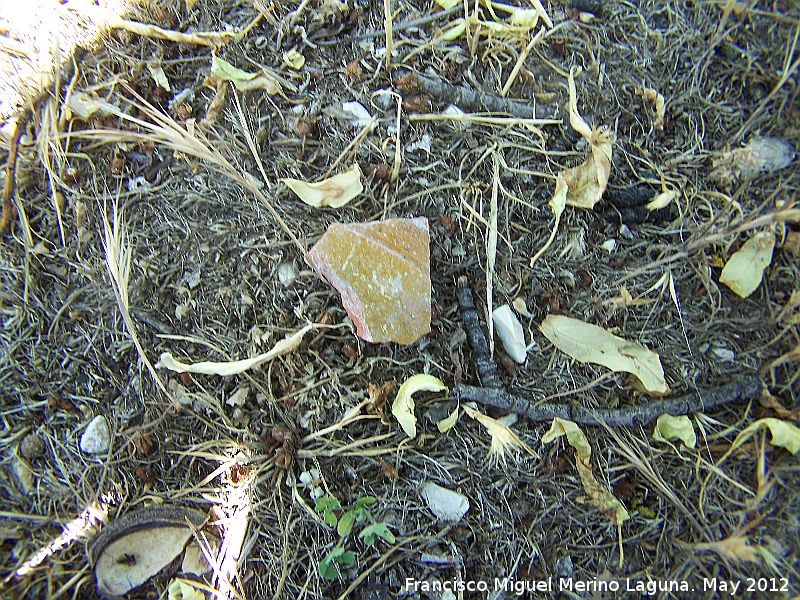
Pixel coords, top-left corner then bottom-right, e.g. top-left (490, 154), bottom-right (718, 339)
top-left (396, 71), bottom-right (556, 120)
top-left (452, 277), bottom-right (764, 427)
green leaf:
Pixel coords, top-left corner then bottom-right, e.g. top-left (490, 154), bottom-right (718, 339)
top-left (315, 494), bottom-right (341, 512)
top-left (323, 509), bottom-right (338, 528)
top-left (358, 523), bottom-right (395, 546)
top-left (354, 496), bottom-right (376, 509)
top-left (337, 510), bottom-right (356, 537)
top-left (315, 495), bottom-right (341, 527)
top-left (318, 554), bottom-right (338, 579)
top-left (338, 551), bottom-right (356, 565)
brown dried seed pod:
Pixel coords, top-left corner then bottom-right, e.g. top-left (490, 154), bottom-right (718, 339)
top-left (271, 425), bottom-right (292, 443)
top-left (19, 433), bottom-right (45, 460)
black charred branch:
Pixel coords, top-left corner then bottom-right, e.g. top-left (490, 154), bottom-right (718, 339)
top-left (454, 277), bottom-right (763, 427)
top-left (452, 379), bottom-right (763, 427)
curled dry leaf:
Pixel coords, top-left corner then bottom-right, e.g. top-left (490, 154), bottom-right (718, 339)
top-left (637, 86), bottom-right (665, 130)
top-left (646, 189), bottom-right (678, 211)
top-left (687, 529), bottom-right (780, 569)
top-left (283, 49), bottom-right (305, 70)
top-left (718, 418), bottom-right (800, 466)
top-left (490, 0), bottom-right (553, 28)
top-left (561, 68), bottom-right (613, 209)
top-left (147, 62), bottom-right (171, 91)
top-left (653, 414), bottom-right (696, 449)
top-left (391, 374), bottom-right (447, 439)
top-left (719, 231), bottom-right (776, 298)
top-left (156, 324), bottom-right (314, 376)
top-left (208, 56), bottom-right (282, 94)
top-left (542, 418), bottom-right (629, 525)
top-left (168, 579), bottom-right (204, 600)
top-left (281, 164), bottom-right (363, 208)
top-left (540, 315), bottom-right (668, 394)
top-left (437, 405), bottom-right (460, 433)
top-left (66, 91), bottom-right (117, 120)
top-left (463, 404), bottom-right (538, 465)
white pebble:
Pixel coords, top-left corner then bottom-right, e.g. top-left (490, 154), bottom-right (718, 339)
top-left (80, 416), bottom-right (110, 455)
top-left (492, 305), bottom-right (527, 364)
top-left (601, 238), bottom-right (617, 253)
top-left (418, 482), bottom-right (469, 522)
top-left (277, 262), bottom-right (298, 287)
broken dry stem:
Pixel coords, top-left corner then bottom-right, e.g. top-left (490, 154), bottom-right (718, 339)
top-left (105, 14), bottom-right (236, 47)
top-left (500, 27), bottom-right (545, 97)
top-left (322, 115), bottom-right (378, 180)
top-left (399, 72), bottom-right (556, 120)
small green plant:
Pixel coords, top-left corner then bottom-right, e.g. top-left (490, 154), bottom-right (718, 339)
top-left (314, 494), bottom-right (395, 580)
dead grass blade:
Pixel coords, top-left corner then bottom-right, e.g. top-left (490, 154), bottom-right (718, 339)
top-left (601, 424), bottom-right (710, 538)
top-left (678, 521), bottom-right (781, 572)
top-left (101, 203), bottom-right (178, 410)
top-left (71, 86), bottom-right (308, 263)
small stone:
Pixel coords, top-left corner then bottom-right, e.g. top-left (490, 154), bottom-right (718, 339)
top-left (418, 481), bottom-right (469, 522)
top-left (492, 304), bottom-right (527, 364)
top-left (80, 416), bottom-right (110, 455)
top-left (308, 217), bottom-right (431, 345)
top-left (19, 433), bottom-right (45, 460)
top-left (277, 261), bottom-right (298, 287)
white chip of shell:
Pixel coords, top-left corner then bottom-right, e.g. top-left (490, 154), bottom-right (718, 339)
top-left (492, 304), bottom-right (527, 364)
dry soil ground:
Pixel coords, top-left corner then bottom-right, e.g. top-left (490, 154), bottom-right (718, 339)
top-left (1, 1), bottom-right (799, 599)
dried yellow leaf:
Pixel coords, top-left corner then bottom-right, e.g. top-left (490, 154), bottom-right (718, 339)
top-left (542, 418), bottom-right (629, 525)
top-left (209, 56), bottom-right (282, 94)
top-left (392, 374), bottom-right (447, 439)
top-left (540, 315), bottom-right (668, 394)
top-left (719, 418), bottom-right (800, 466)
top-left (719, 231), bottom-right (776, 298)
top-left (646, 189), bottom-right (678, 211)
top-left (283, 49), bottom-right (305, 70)
top-left (281, 164), bottom-right (363, 208)
top-left (652, 414), bottom-right (696, 449)
top-left (638, 87), bottom-right (666, 130)
top-left (168, 579), bottom-right (204, 600)
top-left (147, 62), bottom-right (171, 92)
top-left (561, 68), bottom-right (613, 209)
top-left (437, 406), bottom-right (460, 433)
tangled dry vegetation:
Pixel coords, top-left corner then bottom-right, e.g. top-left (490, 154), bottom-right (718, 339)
top-left (1, 0), bottom-right (799, 598)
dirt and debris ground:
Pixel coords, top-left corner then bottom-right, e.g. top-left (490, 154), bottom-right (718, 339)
top-left (1, 1), bottom-right (799, 598)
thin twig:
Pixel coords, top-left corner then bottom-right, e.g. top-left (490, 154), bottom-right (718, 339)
top-left (454, 277), bottom-right (764, 426)
top-left (396, 71), bottom-right (556, 120)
